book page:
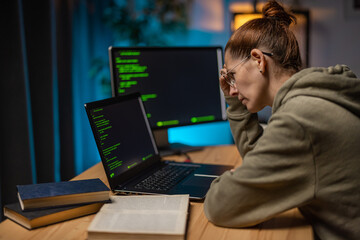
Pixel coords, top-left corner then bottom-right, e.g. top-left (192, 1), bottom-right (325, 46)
top-left (88, 195), bottom-right (189, 235)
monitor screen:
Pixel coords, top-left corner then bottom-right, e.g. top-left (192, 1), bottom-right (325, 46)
top-left (108, 46), bottom-right (227, 130)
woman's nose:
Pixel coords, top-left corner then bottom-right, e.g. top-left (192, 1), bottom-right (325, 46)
top-left (229, 86), bottom-right (238, 96)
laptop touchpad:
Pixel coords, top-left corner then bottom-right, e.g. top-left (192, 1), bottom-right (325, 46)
top-left (180, 175), bottom-right (215, 187)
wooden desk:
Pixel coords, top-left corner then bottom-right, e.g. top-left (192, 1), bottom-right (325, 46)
top-left (0, 145), bottom-right (313, 240)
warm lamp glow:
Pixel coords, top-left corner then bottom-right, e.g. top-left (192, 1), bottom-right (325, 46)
top-left (230, 2), bottom-right (265, 13)
top-left (230, 3), bottom-right (254, 13)
top-left (233, 14), bottom-right (261, 31)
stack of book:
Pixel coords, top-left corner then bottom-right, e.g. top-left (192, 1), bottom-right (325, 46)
top-left (3, 178), bottom-right (110, 230)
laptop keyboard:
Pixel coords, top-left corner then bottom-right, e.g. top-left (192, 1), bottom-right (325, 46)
top-left (134, 164), bottom-right (196, 191)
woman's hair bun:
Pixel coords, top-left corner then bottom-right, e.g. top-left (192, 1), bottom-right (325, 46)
top-left (262, 0), bottom-right (296, 27)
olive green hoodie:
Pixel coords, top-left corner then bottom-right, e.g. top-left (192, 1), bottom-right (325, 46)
top-left (204, 65), bottom-right (360, 240)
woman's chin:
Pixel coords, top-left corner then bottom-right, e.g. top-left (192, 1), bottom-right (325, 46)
top-left (246, 104), bottom-right (262, 113)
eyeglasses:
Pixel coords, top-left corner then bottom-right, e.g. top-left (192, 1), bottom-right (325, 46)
top-left (222, 51), bottom-right (273, 88)
top-left (223, 55), bottom-right (250, 87)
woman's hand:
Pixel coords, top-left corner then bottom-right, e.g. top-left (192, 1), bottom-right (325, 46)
top-left (220, 64), bottom-right (231, 96)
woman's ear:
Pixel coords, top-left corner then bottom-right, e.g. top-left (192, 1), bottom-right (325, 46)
top-left (250, 49), bottom-right (266, 74)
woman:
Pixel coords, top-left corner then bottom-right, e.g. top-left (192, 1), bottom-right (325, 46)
top-left (204, 1), bottom-right (360, 240)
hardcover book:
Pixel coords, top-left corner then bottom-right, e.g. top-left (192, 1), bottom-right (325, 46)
top-left (87, 194), bottom-right (190, 240)
top-left (17, 178), bottom-right (110, 210)
top-left (4, 201), bottom-right (107, 230)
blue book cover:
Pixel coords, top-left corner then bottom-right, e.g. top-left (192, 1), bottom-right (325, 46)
top-left (17, 178), bottom-right (110, 210)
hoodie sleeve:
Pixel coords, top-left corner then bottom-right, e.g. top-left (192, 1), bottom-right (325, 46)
top-left (225, 96), bottom-right (263, 157)
top-left (204, 110), bottom-right (315, 227)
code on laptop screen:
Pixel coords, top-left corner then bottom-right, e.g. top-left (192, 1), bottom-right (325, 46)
top-left (88, 97), bottom-right (157, 179)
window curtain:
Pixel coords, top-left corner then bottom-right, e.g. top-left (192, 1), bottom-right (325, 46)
top-left (1, 0), bottom-right (115, 220)
top-left (0, 0), bottom-right (75, 220)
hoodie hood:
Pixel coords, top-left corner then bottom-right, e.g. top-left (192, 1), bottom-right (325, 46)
top-left (273, 64), bottom-right (360, 117)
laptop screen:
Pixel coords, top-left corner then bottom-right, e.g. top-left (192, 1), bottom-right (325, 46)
top-left (85, 94), bottom-right (159, 185)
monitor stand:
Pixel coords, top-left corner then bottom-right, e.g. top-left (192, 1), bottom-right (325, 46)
top-left (153, 129), bottom-right (204, 157)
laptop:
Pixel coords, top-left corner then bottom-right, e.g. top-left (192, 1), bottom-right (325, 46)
top-left (84, 93), bottom-right (232, 200)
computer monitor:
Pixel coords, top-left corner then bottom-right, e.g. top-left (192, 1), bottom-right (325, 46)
top-left (108, 46), bottom-right (227, 156)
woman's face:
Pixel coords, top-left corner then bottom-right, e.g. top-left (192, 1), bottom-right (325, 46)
top-left (224, 51), bottom-right (268, 113)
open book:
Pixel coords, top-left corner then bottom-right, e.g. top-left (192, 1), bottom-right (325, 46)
top-left (87, 194), bottom-right (189, 240)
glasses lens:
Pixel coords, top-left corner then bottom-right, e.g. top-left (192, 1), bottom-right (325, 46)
top-left (225, 74), bottom-right (235, 87)
top-left (225, 79), bottom-right (235, 87)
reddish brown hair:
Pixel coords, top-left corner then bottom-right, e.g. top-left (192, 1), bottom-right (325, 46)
top-left (225, 0), bottom-right (302, 72)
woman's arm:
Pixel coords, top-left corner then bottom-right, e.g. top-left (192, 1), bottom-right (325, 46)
top-left (204, 112), bottom-right (315, 227)
top-left (225, 96), bottom-right (263, 158)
